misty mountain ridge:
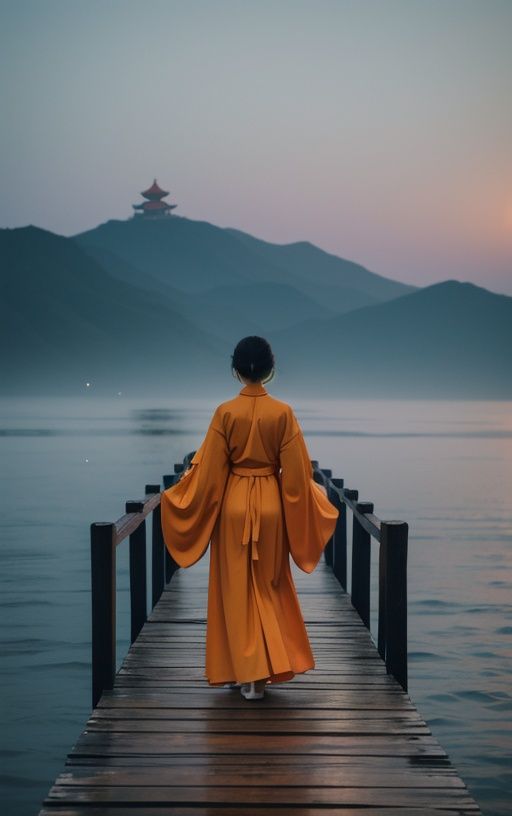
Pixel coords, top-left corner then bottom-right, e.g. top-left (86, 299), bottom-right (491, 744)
top-left (73, 215), bottom-right (415, 313)
top-left (266, 279), bottom-right (512, 398)
top-left (0, 225), bottom-right (229, 394)
top-left (1, 218), bottom-right (510, 398)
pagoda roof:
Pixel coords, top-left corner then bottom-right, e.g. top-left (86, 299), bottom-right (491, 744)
top-left (133, 200), bottom-right (177, 210)
top-left (141, 179), bottom-right (170, 198)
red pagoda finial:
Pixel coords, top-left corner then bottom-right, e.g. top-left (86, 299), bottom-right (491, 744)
top-left (133, 178), bottom-right (177, 217)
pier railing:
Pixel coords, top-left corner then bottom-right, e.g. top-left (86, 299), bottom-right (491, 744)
top-left (312, 463), bottom-right (408, 692)
top-left (90, 485), bottom-right (178, 708)
top-left (90, 455), bottom-right (408, 708)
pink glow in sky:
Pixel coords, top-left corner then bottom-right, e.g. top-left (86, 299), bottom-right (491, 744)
top-left (0, 0), bottom-right (511, 294)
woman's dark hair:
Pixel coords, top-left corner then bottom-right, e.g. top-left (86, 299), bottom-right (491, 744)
top-left (231, 336), bottom-right (275, 384)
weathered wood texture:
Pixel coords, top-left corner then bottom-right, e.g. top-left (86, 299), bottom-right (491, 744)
top-left (40, 557), bottom-right (481, 815)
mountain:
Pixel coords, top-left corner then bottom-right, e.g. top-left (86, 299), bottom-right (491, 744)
top-left (2, 220), bottom-right (508, 399)
top-left (0, 225), bottom-right (230, 395)
top-left (224, 226), bottom-right (416, 304)
top-left (265, 280), bottom-right (512, 398)
top-left (73, 215), bottom-right (416, 314)
top-left (76, 245), bottom-right (338, 339)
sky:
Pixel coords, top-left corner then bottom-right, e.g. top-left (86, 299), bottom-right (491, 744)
top-left (1, 0), bottom-right (511, 294)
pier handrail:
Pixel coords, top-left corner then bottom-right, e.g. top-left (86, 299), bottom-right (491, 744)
top-left (312, 463), bottom-right (408, 692)
top-left (90, 484), bottom-right (180, 708)
top-left (90, 455), bottom-right (408, 708)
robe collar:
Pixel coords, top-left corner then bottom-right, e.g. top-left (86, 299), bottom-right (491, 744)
top-left (239, 381), bottom-right (268, 397)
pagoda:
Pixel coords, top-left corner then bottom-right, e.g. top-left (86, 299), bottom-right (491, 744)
top-left (132, 179), bottom-right (177, 217)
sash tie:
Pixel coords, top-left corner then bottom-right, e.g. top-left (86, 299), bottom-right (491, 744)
top-left (230, 464), bottom-right (282, 586)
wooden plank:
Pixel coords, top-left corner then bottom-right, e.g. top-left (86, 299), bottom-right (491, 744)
top-left (52, 766), bottom-right (463, 787)
top-left (69, 731), bottom-right (447, 758)
top-left (87, 707), bottom-right (425, 721)
top-left (39, 808), bottom-right (480, 816)
top-left (64, 754), bottom-right (454, 769)
top-left (84, 718), bottom-right (431, 734)
top-left (95, 687), bottom-right (417, 708)
top-left (44, 785), bottom-right (480, 807)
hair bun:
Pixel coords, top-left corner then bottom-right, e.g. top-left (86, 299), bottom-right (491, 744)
top-left (231, 336), bottom-right (275, 384)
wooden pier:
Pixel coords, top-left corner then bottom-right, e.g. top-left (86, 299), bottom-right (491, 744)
top-left (39, 461), bottom-right (482, 815)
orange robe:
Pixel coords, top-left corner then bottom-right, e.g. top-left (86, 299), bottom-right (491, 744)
top-left (161, 380), bottom-right (339, 686)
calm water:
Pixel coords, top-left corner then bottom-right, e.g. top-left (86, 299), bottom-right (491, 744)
top-left (0, 394), bottom-right (511, 815)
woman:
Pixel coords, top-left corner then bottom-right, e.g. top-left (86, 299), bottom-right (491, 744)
top-left (161, 336), bottom-right (339, 700)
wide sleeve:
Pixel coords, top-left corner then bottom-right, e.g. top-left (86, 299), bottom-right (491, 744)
top-left (161, 405), bottom-right (230, 568)
top-left (279, 407), bottom-right (339, 573)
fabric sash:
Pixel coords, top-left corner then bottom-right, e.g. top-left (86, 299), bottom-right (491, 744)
top-left (230, 464), bottom-right (282, 586)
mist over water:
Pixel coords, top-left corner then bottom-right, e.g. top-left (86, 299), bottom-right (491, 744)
top-left (1, 394), bottom-right (511, 815)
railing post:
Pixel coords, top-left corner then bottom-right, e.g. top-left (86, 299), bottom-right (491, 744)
top-left (146, 484), bottom-right (164, 609)
top-left (378, 534), bottom-right (387, 660)
top-left (380, 520), bottom-right (408, 692)
top-left (126, 501), bottom-right (147, 643)
top-left (343, 488), bottom-right (358, 597)
top-left (351, 502), bottom-right (374, 628)
top-left (90, 522), bottom-right (116, 709)
top-left (320, 468), bottom-right (333, 567)
top-left (165, 545), bottom-right (174, 583)
top-left (331, 478), bottom-right (346, 589)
